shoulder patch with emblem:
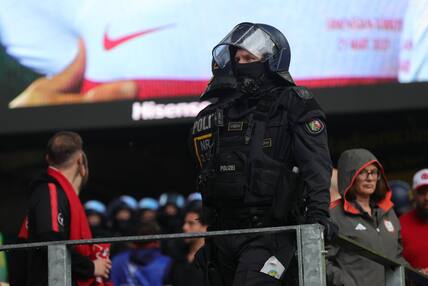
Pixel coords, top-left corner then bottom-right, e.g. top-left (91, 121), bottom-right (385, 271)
top-left (292, 86), bottom-right (314, 99)
top-left (305, 119), bottom-right (325, 135)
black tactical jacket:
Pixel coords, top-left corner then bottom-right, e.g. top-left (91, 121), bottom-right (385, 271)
top-left (190, 83), bottom-right (332, 227)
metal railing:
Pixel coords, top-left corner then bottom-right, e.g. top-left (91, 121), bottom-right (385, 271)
top-left (0, 224), bottom-right (427, 286)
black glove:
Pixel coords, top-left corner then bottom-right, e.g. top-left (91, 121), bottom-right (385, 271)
top-left (306, 216), bottom-right (339, 243)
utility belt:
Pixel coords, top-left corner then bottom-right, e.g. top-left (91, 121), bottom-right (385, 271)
top-left (205, 206), bottom-right (276, 230)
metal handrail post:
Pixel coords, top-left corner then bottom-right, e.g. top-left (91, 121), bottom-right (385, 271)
top-left (296, 225), bottom-right (304, 286)
top-left (385, 264), bottom-right (405, 286)
top-left (48, 244), bottom-right (71, 286)
top-left (298, 224), bottom-right (326, 286)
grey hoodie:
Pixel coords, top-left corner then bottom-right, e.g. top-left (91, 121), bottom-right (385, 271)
top-left (326, 149), bottom-right (406, 286)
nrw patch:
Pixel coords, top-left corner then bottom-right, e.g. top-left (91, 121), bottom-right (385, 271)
top-left (305, 119), bottom-right (325, 135)
top-left (193, 133), bottom-right (213, 168)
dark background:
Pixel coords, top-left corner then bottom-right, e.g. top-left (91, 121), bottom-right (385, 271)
top-left (1, 82), bottom-right (428, 238)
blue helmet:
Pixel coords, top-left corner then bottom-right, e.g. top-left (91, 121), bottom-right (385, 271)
top-left (159, 192), bottom-right (185, 209)
top-left (84, 200), bottom-right (106, 216)
top-left (118, 195), bottom-right (138, 210)
top-left (138, 197), bottom-right (159, 211)
top-left (107, 195), bottom-right (138, 219)
top-left (389, 180), bottom-right (413, 217)
top-left (187, 192), bottom-right (202, 203)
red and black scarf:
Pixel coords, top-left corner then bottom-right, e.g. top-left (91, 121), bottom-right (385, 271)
top-left (19, 167), bottom-right (98, 286)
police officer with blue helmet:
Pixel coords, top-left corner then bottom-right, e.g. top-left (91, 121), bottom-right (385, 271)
top-left (389, 180), bottom-right (413, 217)
top-left (107, 195), bottom-right (138, 236)
top-left (84, 200), bottom-right (111, 238)
top-left (186, 192), bottom-right (203, 211)
top-left (138, 197), bottom-right (159, 224)
top-left (158, 192), bottom-right (185, 234)
top-left (190, 22), bottom-right (337, 286)
top-left (139, 197), bottom-right (159, 211)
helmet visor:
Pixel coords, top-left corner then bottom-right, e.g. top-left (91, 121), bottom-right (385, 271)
top-left (212, 24), bottom-right (277, 68)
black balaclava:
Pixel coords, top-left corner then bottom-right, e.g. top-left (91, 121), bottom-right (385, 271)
top-left (234, 61), bottom-right (266, 79)
top-left (157, 204), bottom-right (183, 234)
top-left (110, 207), bottom-right (136, 236)
top-left (234, 60), bottom-right (276, 96)
top-left (112, 218), bottom-right (135, 236)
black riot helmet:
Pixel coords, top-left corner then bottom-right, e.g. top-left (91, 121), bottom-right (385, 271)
top-left (212, 22), bottom-right (294, 84)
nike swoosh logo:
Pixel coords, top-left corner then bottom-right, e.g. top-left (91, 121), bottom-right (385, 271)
top-left (103, 24), bottom-right (173, 51)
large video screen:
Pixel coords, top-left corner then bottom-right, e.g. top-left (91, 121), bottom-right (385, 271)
top-left (0, 0), bottom-right (426, 133)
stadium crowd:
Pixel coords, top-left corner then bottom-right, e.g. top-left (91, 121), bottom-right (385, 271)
top-left (83, 192), bottom-right (207, 285)
top-left (64, 168), bottom-right (428, 286)
top-left (0, 132), bottom-right (428, 286)
top-left (77, 168), bottom-right (428, 285)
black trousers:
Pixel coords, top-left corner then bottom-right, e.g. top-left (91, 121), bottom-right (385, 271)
top-left (207, 231), bottom-right (297, 286)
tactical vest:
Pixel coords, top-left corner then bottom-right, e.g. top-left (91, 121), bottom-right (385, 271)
top-left (192, 87), bottom-right (303, 222)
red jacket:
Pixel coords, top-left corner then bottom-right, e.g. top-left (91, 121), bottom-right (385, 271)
top-left (400, 209), bottom-right (428, 269)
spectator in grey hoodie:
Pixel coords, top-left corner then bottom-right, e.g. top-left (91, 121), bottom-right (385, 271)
top-left (327, 148), bottom-right (406, 286)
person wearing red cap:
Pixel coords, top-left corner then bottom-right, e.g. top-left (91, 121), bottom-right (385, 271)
top-left (400, 168), bottom-right (428, 273)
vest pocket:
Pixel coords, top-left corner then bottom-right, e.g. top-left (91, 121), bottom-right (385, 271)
top-left (245, 157), bottom-right (282, 205)
top-left (207, 177), bottom-right (246, 203)
top-left (205, 151), bottom-right (248, 204)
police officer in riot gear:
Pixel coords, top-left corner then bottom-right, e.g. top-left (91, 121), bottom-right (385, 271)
top-left (190, 22), bottom-right (337, 286)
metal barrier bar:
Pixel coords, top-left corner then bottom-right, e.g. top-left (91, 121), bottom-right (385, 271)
top-left (48, 245), bottom-right (71, 286)
top-left (0, 225), bottom-right (299, 250)
top-left (1, 225), bottom-right (317, 286)
top-left (1, 224), bottom-right (428, 286)
top-left (336, 235), bottom-right (401, 267)
top-left (336, 235), bottom-right (428, 286)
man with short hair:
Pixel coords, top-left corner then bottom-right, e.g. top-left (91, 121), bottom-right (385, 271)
top-left (166, 205), bottom-right (207, 286)
top-left (400, 168), bottom-right (428, 273)
top-left (182, 206), bottom-right (207, 264)
top-left (19, 131), bottom-right (111, 286)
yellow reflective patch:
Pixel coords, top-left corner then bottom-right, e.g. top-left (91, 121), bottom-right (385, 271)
top-left (193, 133), bottom-right (213, 168)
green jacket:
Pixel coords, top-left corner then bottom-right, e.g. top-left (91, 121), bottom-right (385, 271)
top-left (327, 148), bottom-right (406, 286)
